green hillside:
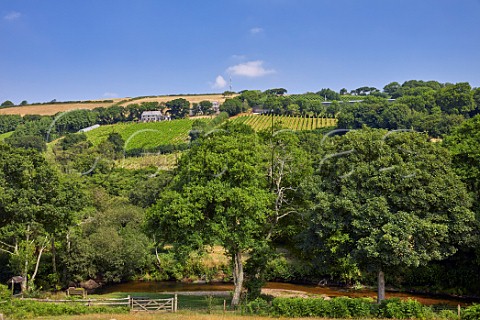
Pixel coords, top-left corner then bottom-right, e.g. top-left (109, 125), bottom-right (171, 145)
top-left (84, 119), bottom-right (197, 151)
top-left (231, 114), bottom-right (337, 131)
top-left (0, 131), bottom-right (13, 141)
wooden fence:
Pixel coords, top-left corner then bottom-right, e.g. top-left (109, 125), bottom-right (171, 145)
top-left (19, 295), bottom-right (178, 312)
top-left (130, 295), bottom-right (177, 312)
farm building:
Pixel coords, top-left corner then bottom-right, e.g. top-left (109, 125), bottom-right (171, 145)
top-left (212, 101), bottom-right (220, 113)
top-left (78, 124), bottom-right (100, 132)
top-left (141, 111), bottom-right (170, 122)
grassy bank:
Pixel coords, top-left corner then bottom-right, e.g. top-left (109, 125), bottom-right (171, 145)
top-left (37, 313), bottom-right (333, 320)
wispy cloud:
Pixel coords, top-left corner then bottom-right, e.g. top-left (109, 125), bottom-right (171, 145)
top-left (4, 11), bottom-right (21, 21)
top-left (227, 60), bottom-right (275, 78)
top-left (212, 75), bottom-right (227, 89)
top-left (250, 27), bottom-right (264, 35)
top-left (103, 92), bottom-right (118, 98)
top-left (231, 54), bottom-right (246, 60)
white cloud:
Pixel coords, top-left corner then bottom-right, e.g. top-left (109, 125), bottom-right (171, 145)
top-left (250, 27), bottom-right (263, 34)
top-left (227, 60), bottom-right (275, 78)
top-left (103, 92), bottom-right (118, 98)
top-left (231, 54), bottom-right (246, 60)
top-left (4, 11), bottom-right (21, 21)
top-left (212, 75), bottom-right (227, 89)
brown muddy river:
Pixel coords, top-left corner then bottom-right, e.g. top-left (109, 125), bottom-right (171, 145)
top-left (96, 281), bottom-right (477, 306)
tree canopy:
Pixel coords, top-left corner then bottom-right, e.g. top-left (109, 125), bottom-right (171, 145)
top-left (303, 129), bottom-right (475, 302)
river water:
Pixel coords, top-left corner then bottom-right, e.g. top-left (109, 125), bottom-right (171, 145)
top-left (96, 281), bottom-right (477, 306)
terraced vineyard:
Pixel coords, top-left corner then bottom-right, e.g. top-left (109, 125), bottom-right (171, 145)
top-left (231, 114), bottom-right (336, 131)
top-left (84, 119), bottom-right (198, 151)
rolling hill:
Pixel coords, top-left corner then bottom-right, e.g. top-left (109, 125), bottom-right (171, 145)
top-left (84, 119), bottom-right (198, 151)
top-left (0, 94), bottom-right (230, 116)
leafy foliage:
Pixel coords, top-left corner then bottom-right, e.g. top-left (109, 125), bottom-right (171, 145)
top-left (302, 128), bottom-right (475, 299)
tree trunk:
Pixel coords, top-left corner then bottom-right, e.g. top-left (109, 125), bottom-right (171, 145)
top-left (51, 238), bottom-right (56, 274)
top-left (21, 226), bottom-right (30, 293)
top-left (30, 240), bottom-right (47, 288)
top-left (231, 251), bottom-right (244, 307)
top-left (377, 269), bottom-right (385, 303)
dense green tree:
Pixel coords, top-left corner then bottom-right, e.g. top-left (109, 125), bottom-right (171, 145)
top-left (436, 82), bottom-right (474, 115)
top-left (317, 88), bottom-right (340, 101)
top-left (20, 100), bottom-right (28, 106)
top-left (53, 109), bottom-right (98, 134)
top-left (0, 144), bottom-right (86, 291)
top-left (5, 135), bottom-right (46, 152)
top-left (265, 88), bottom-right (287, 96)
top-left (129, 171), bottom-right (173, 208)
top-left (107, 132), bottom-right (125, 154)
top-left (238, 90), bottom-right (263, 108)
top-left (0, 115), bottom-right (23, 134)
top-left (60, 133), bottom-right (89, 150)
top-left (303, 129), bottom-right (475, 302)
top-left (444, 114), bottom-right (480, 208)
top-left (1, 100), bottom-right (14, 107)
top-left (146, 124), bottom-right (273, 306)
top-left (199, 100), bottom-right (214, 114)
top-left (220, 98), bottom-right (246, 116)
top-left (223, 91), bottom-right (235, 97)
top-left (264, 96), bottom-right (283, 114)
top-left (383, 82), bottom-right (401, 98)
top-left (10, 116), bottom-right (55, 141)
top-left (166, 98), bottom-right (190, 119)
top-left (59, 189), bottom-right (151, 283)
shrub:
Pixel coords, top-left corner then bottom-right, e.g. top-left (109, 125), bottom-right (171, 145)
top-left (269, 297), bottom-right (445, 319)
top-left (437, 309), bottom-right (459, 319)
top-left (271, 297), bottom-right (374, 318)
top-left (463, 304), bottom-right (480, 320)
top-left (375, 298), bottom-right (435, 319)
top-left (0, 284), bottom-right (10, 301)
top-left (0, 300), bottom-right (128, 319)
top-left (245, 297), bottom-right (271, 316)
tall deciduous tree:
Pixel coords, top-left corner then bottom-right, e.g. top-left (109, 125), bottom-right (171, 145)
top-left (304, 129), bottom-right (475, 302)
top-left (436, 82), bottom-right (475, 115)
top-left (146, 124), bottom-right (273, 306)
top-left (166, 98), bottom-right (190, 119)
top-left (0, 144), bottom-right (86, 291)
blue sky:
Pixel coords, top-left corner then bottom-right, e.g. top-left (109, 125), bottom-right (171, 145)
top-left (1, 0), bottom-right (479, 103)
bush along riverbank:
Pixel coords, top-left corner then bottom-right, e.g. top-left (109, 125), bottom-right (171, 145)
top-left (244, 296), bottom-right (480, 319)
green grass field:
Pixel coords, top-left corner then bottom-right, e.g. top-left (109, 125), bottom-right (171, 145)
top-left (84, 119), bottom-right (197, 151)
top-left (230, 114), bottom-right (336, 131)
top-left (0, 131), bottom-right (13, 141)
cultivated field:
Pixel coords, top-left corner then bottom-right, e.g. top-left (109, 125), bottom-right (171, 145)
top-left (84, 119), bottom-right (197, 151)
top-left (0, 99), bottom-right (124, 116)
top-left (231, 114), bottom-right (337, 131)
top-left (118, 94), bottom-right (232, 106)
top-left (0, 94), bottom-right (232, 116)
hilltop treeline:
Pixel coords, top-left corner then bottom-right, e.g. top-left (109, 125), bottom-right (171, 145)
top-left (222, 80), bottom-right (480, 137)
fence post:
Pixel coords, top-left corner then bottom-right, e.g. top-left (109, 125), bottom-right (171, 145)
top-left (224, 299), bottom-right (226, 313)
top-left (458, 304), bottom-right (461, 319)
top-left (174, 294), bottom-right (178, 312)
top-left (127, 295), bottom-right (131, 310)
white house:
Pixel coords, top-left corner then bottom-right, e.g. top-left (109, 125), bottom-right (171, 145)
top-left (212, 101), bottom-right (220, 114)
top-left (141, 111), bottom-right (170, 122)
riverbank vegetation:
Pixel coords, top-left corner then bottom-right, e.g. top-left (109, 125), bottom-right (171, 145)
top-left (1, 80), bottom-right (480, 318)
